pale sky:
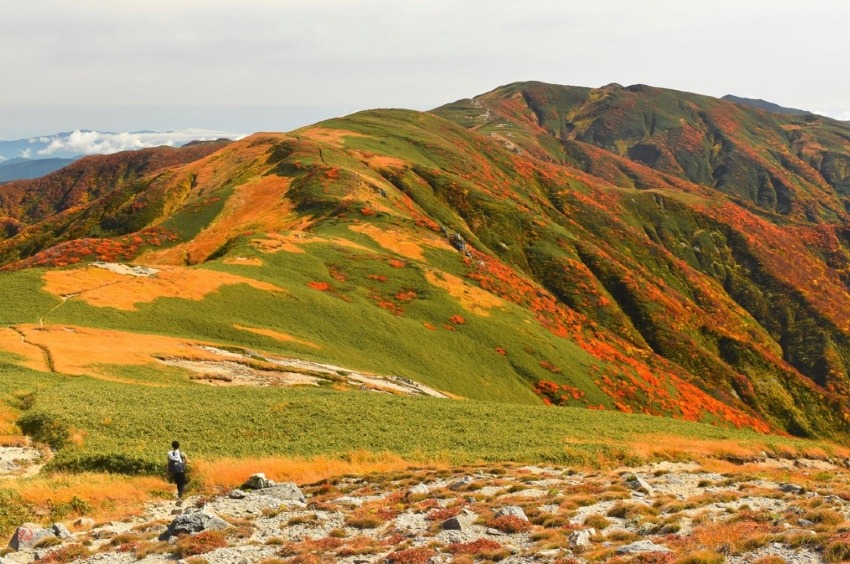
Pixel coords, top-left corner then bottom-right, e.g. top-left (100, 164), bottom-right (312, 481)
top-left (2, 0), bottom-right (848, 139)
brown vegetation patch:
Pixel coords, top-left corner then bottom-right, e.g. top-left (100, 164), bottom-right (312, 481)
top-left (193, 452), bottom-right (442, 490)
top-left (141, 175), bottom-right (297, 265)
top-left (298, 127), bottom-right (368, 147)
top-left (222, 257), bottom-right (264, 266)
top-left (348, 224), bottom-right (451, 261)
top-left (233, 325), bottom-right (320, 349)
top-left (42, 266), bottom-right (284, 311)
top-left (0, 328), bottom-right (50, 372)
top-left (253, 231), bottom-right (373, 255)
top-left (12, 324), bottom-right (222, 380)
top-left (424, 270), bottom-right (503, 316)
top-left (350, 150), bottom-right (407, 170)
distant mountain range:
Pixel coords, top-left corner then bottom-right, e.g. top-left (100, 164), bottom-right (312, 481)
top-left (0, 129), bottom-right (242, 181)
top-left (0, 157), bottom-right (79, 183)
top-left (721, 94), bottom-right (816, 117)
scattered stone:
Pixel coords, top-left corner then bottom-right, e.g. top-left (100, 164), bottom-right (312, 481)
top-left (617, 540), bottom-right (672, 554)
top-left (780, 483), bottom-right (804, 494)
top-left (626, 475), bottom-right (655, 495)
top-left (568, 528), bottom-right (595, 547)
top-left (50, 523), bottom-right (72, 540)
top-left (241, 473), bottom-right (275, 490)
top-left (449, 476), bottom-right (475, 490)
top-left (229, 489), bottom-right (247, 499)
top-left (407, 484), bottom-right (430, 496)
top-left (487, 527), bottom-right (504, 536)
top-left (73, 517), bottom-right (95, 529)
top-left (494, 506), bottom-right (528, 521)
top-left (161, 511), bottom-right (230, 539)
top-left (797, 518), bottom-right (815, 527)
top-left (441, 510), bottom-right (478, 532)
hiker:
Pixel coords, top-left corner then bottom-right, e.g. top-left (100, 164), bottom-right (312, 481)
top-left (167, 440), bottom-right (188, 502)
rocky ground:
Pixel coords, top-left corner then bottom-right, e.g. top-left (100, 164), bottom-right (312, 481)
top-left (5, 456), bottom-right (850, 563)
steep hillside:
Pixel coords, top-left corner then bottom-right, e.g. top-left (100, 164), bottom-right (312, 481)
top-left (4, 82), bottom-right (850, 445)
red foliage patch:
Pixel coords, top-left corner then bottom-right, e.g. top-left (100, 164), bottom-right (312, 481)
top-left (423, 322), bottom-right (436, 330)
top-left (388, 259), bottom-right (406, 268)
top-left (445, 538), bottom-right (504, 554)
top-left (449, 315), bottom-right (466, 325)
top-left (534, 380), bottom-right (585, 406)
top-left (495, 346), bottom-right (507, 356)
top-left (360, 207), bottom-right (376, 216)
top-left (425, 506), bottom-right (461, 521)
top-left (385, 547), bottom-right (435, 563)
top-left (367, 274), bottom-right (388, 282)
top-left (328, 265), bottom-right (347, 282)
top-left (539, 360), bottom-right (562, 374)
top-left (395, 290), bottom-right (417, 302)
top-left (307, 281), bottom-right (332, 291)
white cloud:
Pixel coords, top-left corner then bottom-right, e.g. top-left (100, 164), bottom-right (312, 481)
top-left (36, 129), bottom-right (245, 156)
top-left (20, 148), bottom-right (31, 159)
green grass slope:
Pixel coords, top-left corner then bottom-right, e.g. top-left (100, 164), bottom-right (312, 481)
top-left (2, 82), bottom-right (850, 447)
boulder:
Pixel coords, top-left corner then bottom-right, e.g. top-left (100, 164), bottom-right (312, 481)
top-left (617, 540), bottom-right (671, 554)
top-left (494, 506), bottom-right (528, 521)
top-left (254, 482), bottom-right (306, 505)
top-left (229, 489), bottom-right (247, 499)
top-left (8, 523), bottom-right (58, 551)
top-left (241, 473), bottom-right (275, 490)
top-left (568, 528), bottom-right (595, 547)
top-left (161, 511), bottom-right (230, 540)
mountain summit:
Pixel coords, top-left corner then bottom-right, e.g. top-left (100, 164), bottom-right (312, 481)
top-left (4, 81), bottom-right (850, 438)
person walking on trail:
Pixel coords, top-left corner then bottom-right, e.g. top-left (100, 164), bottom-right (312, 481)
top-left (167, 440), bottom-right (188, 502)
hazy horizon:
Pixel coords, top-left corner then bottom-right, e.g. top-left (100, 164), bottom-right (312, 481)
top-left (3, 1), bottom-right (849, 142)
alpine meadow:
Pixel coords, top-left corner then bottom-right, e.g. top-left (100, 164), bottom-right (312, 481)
top-left (7, 81), bottom-right (850, 561)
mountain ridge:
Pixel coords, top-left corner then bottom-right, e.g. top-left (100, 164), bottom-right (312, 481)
top-left (4, 81), bottom-right (850, 439)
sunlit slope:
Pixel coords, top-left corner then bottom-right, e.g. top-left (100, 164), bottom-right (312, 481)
top-left (3, 87), bottom-right (850, 437)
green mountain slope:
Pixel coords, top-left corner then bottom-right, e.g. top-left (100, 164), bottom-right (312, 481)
top-left (4, 82), bottom-right (850, 442)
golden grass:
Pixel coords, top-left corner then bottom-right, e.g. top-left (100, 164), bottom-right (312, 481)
top-left (142, 175), bottom-right (297, 265)
top-left (8, 472), bottom-right (171, 521)
top-left (253, 231), bottom-right (373, 255)
top-left (424, 270), bottom-right (503, 316)
top-left (192, 451), bottom-right (447, 490)
top-left (0, 328), bottom-right (51, 372)
top-left (12, 324), bottom-right (224, 380)
top-left (42, 266), bottom-right (285, 311)
top-left (0, 435), bottom-right (29, 447)
top-left (223, 257), bottom-right (264, 266)
top-left (233, 325), bottom-right (320, 349)
top-left (350, 150), bottom-right (407, 170)
top-left (297, 127), bottom-right (368, 148)
top-left (348, 224), bottom-right (451, 261)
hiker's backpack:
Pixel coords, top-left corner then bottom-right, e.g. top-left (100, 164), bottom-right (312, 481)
top-left (168, 451), bottom-right (186, 474)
